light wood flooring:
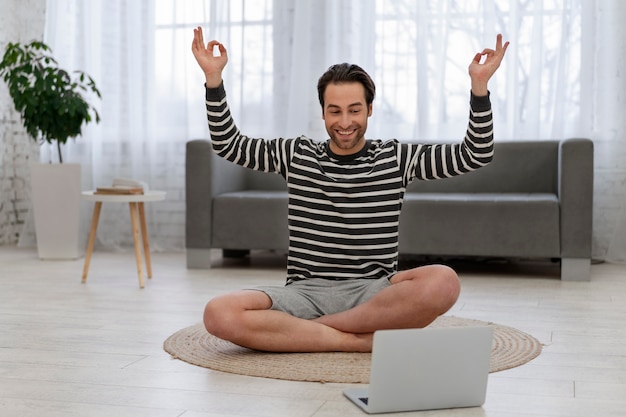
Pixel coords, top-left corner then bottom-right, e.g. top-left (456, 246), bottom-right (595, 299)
top-left (1, 246), bottom-right (625, 417)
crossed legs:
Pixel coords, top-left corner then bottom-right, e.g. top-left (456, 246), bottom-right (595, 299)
top-left (203, 264), bottom-right (460, 352)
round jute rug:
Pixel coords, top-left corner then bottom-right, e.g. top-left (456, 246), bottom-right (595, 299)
top-left (163, 316), bottom-right (542, 383)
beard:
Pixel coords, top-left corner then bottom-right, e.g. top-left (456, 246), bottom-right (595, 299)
top-left (330, 135), bottom-right (363, 152)
top-left (328, 127), bottom-right (366, 155)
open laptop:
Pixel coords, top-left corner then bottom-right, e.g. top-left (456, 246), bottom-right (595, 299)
top-left (343, 325), bottom-right (493, 414)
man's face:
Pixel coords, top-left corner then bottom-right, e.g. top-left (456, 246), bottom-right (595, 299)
top-left (322, 82), bottom-right (372, 156)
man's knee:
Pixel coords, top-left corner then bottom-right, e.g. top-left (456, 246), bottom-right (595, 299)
top-left (203, 290), bottom-right (272, 339)
top-left (433, 265), bottom-right (461, 310)
top-left (203, 296), bottom-right (235, 339)
top-left (437, 264), bottom-right (460, 289)
top-left (403, 264), bottom-right (460, 311)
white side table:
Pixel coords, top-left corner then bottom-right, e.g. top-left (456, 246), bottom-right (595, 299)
top-left (81, 190), bottom-right (166, 288)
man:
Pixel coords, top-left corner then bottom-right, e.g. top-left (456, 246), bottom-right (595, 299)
top-left (191, 27), bottom-right (509, 353)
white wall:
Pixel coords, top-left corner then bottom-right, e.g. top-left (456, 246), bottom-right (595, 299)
top-left (0, 0), bottom-right (46, 245)
top-left (592, 1), bottom-right (626, 261)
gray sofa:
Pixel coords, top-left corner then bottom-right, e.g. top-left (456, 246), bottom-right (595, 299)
top-left (186, 138), bottom-right (594, 281)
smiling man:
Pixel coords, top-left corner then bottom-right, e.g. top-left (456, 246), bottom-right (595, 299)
top-left (319, 69), bottom-right (373, 155)
top-left (192, 27), bottom-right (508, 353)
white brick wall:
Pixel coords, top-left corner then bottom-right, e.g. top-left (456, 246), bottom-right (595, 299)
top-left (590, 1), bottom-right (626, 260)
top-left (0, 0), bottom-right (46, 246)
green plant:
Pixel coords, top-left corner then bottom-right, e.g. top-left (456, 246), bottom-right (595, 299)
top-left (0, 40), bottom-right (101, 163)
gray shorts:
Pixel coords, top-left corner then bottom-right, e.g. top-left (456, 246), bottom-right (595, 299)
top-left (254, 276), bottom-right (393, 320)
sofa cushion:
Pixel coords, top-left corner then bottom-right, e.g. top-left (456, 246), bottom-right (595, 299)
top-left (213, 191), bottom-right (289, 249)
top-left (399, 193), bottom-right (560, 258)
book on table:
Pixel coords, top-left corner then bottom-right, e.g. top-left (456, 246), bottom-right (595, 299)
top-left (94, 178), bottom-right (148, 195)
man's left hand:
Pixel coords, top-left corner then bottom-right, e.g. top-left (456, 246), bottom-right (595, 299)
top-left (469, 34), bottom-right (510, 96)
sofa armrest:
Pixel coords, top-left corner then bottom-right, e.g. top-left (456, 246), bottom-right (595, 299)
top-left (185, 140), bottom-right (214, 267)
top-left (185, 139), bottom-right (250, 268)
top-left (558, 138), bottom-right (594, 259)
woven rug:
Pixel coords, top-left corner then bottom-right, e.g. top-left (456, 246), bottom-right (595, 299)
top-left (163, 316), bottom-right (542, 383)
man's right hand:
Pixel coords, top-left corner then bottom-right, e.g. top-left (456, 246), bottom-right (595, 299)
top-left (191, 26), bottom-right (228, 88)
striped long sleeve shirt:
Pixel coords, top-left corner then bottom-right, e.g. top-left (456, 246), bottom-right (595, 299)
top-left (205, 83), bottom-right (494, 284)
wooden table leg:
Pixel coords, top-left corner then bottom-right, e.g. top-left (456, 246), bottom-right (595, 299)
top-left (82, 202), bottom-right (102, 283)
top-left (129, 202), bottom-right (145, 288)
top-left (137, 202), bottom-right (153, 279)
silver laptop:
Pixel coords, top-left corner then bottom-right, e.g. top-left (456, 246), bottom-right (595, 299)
top-left (343, 325), bottom-right (493, 414)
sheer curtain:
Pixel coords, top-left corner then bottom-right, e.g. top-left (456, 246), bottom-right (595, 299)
top-left (36, 0), bottom-right (626, 260)
top-left (25, 0), bottom-right (164, 250)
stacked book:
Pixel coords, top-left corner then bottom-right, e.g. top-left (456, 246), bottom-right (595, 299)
top-left (95, 178), bottom-right (148, 195)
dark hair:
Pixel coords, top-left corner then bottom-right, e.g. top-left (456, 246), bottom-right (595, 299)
top-left (317, 63), bottom-right (376, 109)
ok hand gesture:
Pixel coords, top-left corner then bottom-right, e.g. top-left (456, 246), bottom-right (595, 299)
top-left (468, 34), bottom-right (510, 96)
top-left (191, 26), bottom-right (228, 88)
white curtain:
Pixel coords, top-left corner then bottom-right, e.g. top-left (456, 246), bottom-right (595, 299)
top-left (34, 0), bottom-right (626, 260)
top-left (33, 0), bottom-right (165, 250)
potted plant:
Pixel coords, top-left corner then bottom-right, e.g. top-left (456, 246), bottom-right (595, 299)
top-left (0, 40), bottom-right (101, 259)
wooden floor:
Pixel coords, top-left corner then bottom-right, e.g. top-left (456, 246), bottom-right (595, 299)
top-left (1, 246), bottom-right (625, 417)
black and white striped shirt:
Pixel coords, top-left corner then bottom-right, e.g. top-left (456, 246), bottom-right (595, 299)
top-left (205, 83), bottom-right (494, 284)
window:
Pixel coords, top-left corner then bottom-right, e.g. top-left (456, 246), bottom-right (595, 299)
top-left (154, 0), bottom-right (274, 140)
top-left (154, 0), bottom-right (581, 141)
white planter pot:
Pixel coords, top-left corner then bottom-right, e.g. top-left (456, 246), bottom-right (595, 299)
top-left (30, 163), bottom-right (81, 260)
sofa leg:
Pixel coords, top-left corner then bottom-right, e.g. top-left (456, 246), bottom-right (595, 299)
top-left (186, 248), bottom-right (212, 269)
top-left (561, 258), bottom-right (591, 281)
top-left (223, 249), bottom-right (250, 258)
